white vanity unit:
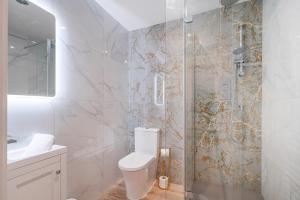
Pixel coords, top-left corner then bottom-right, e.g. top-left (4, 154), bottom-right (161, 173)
top-left (7, 145), bottom-right (67, 200)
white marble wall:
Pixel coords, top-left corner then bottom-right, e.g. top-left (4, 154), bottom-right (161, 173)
top-left (7, 0), bottom-right (129, 200)
top-left (262, 0), bottom-right (300, 199)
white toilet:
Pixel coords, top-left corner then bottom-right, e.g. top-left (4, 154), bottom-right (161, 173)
top-left (119, 127), bottom-right (159, 200)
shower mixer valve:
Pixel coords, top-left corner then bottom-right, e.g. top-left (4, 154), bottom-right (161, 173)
top-left (234, 56), bottom-right (246, 77)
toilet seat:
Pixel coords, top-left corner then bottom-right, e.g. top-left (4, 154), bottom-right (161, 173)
top-left (119, 152), bottom-right (154, 172)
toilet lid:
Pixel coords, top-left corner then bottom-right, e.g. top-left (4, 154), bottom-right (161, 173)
top-left (119, 152), bottom-right (154, 172)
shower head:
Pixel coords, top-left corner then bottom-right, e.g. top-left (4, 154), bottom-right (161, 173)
top-left (16, 0), bottom-right (29, 5)
top-left (233, 47), bottom-right (246, 55)
top-left (220, 0), bottom-right (239, 8)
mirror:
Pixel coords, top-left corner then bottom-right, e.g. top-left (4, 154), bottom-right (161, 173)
top-left (8, 0), bottom-right (55, 96)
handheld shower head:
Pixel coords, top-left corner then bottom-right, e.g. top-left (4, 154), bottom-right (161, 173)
top-left (233, 47), bottom-right (246, 55)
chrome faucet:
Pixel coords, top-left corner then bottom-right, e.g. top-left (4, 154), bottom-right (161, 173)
top-left (7, 135), bottom-right (17, 144)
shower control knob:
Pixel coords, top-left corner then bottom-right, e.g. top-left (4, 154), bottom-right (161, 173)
top-left (56, 170), bottom-right (61, 175)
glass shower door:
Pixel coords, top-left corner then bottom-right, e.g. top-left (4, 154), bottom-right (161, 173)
top-left (184, 0), bottom-right (263, 199)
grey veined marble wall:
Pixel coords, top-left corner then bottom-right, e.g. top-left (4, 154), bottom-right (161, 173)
top-left (192, 0), bottom-right (262, 191)
top-left (263, 0), bottom-right (300, 199)
top-left (128, 20), bottom-right (185, 184)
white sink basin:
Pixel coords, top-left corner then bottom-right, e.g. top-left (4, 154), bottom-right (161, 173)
top-left (7, 148), bottom-right (26, 163)
top-left (7, 145), bottom-right (67, 169)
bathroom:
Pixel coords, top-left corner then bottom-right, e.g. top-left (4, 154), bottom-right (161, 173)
top-left (0, 0), bottom-right (299, 200)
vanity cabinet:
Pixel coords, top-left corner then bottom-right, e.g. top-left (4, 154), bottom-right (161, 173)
top-left (7, 145), bottom-right (67, 200)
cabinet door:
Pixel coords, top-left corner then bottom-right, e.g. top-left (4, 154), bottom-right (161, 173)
top-left (8, 162), bottom-right (61, 200)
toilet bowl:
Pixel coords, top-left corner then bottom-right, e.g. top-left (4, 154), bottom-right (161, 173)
top-left (118, 127), bottom-right (159, 200)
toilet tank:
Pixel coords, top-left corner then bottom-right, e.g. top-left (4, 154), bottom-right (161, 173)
top-left (135, 127), bottom-right (160, 157)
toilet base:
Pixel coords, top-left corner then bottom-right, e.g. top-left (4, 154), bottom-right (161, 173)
top-left (122, 161), bottom-right (157, 200)
top-left (126, 179), bottom-right (156, 200)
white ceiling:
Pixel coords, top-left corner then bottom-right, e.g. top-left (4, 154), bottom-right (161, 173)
top-left (96, 0), bottom-right (249, 31)
top-left (95, 0), bottom-right (165, 31)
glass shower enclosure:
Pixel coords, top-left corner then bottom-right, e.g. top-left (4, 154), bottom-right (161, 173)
top-left (183, 0), bottom-right (263, 199)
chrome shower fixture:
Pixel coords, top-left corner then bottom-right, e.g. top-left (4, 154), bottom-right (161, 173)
top-left (234, 24), bottom-right (246, 77)
top-left (233, 46), bottom-right (246, 55)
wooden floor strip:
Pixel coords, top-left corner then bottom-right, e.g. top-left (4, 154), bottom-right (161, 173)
top-left (98, 181), bottom-right (184, 200)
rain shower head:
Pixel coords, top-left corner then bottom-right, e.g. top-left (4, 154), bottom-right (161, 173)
top-left (16, 0), bottom-right (29, 5)
top-left (220, 0), bottom-right (239, 8)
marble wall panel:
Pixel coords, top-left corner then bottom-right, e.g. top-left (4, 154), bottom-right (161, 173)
top-left (128, 23), bottom-right (167, 175)
top-left (185, 25), bottom-right (196, 191)
top-left (193, 0), bottom-right (262, 191)
top-left (262, 0), bottom-right (300, 199)
top-left (128, 19), bottom-right (186, 185)
top-left (8, 1), bottom-right (129, 200)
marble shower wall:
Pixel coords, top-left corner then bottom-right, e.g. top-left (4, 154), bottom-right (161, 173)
top-left (262, 0), bottom-right (300, 199)
top-left (165, 20), bottom-right (185, 185)
top-left (185, 24), bottom-right (196, 191)
top-left (8, 0), bottom-right (129, 200)
top-left (128, 20), bottom-right (185, 184)
top-left (193, 0), bottom-right (262, 191)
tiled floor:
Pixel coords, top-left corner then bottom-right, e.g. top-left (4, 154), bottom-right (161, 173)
top-left (98, 181), bottom-right (184, 200)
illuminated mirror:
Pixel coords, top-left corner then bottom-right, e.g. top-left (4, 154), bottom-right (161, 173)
top-left (8, 0), bottom-right (55, 96)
